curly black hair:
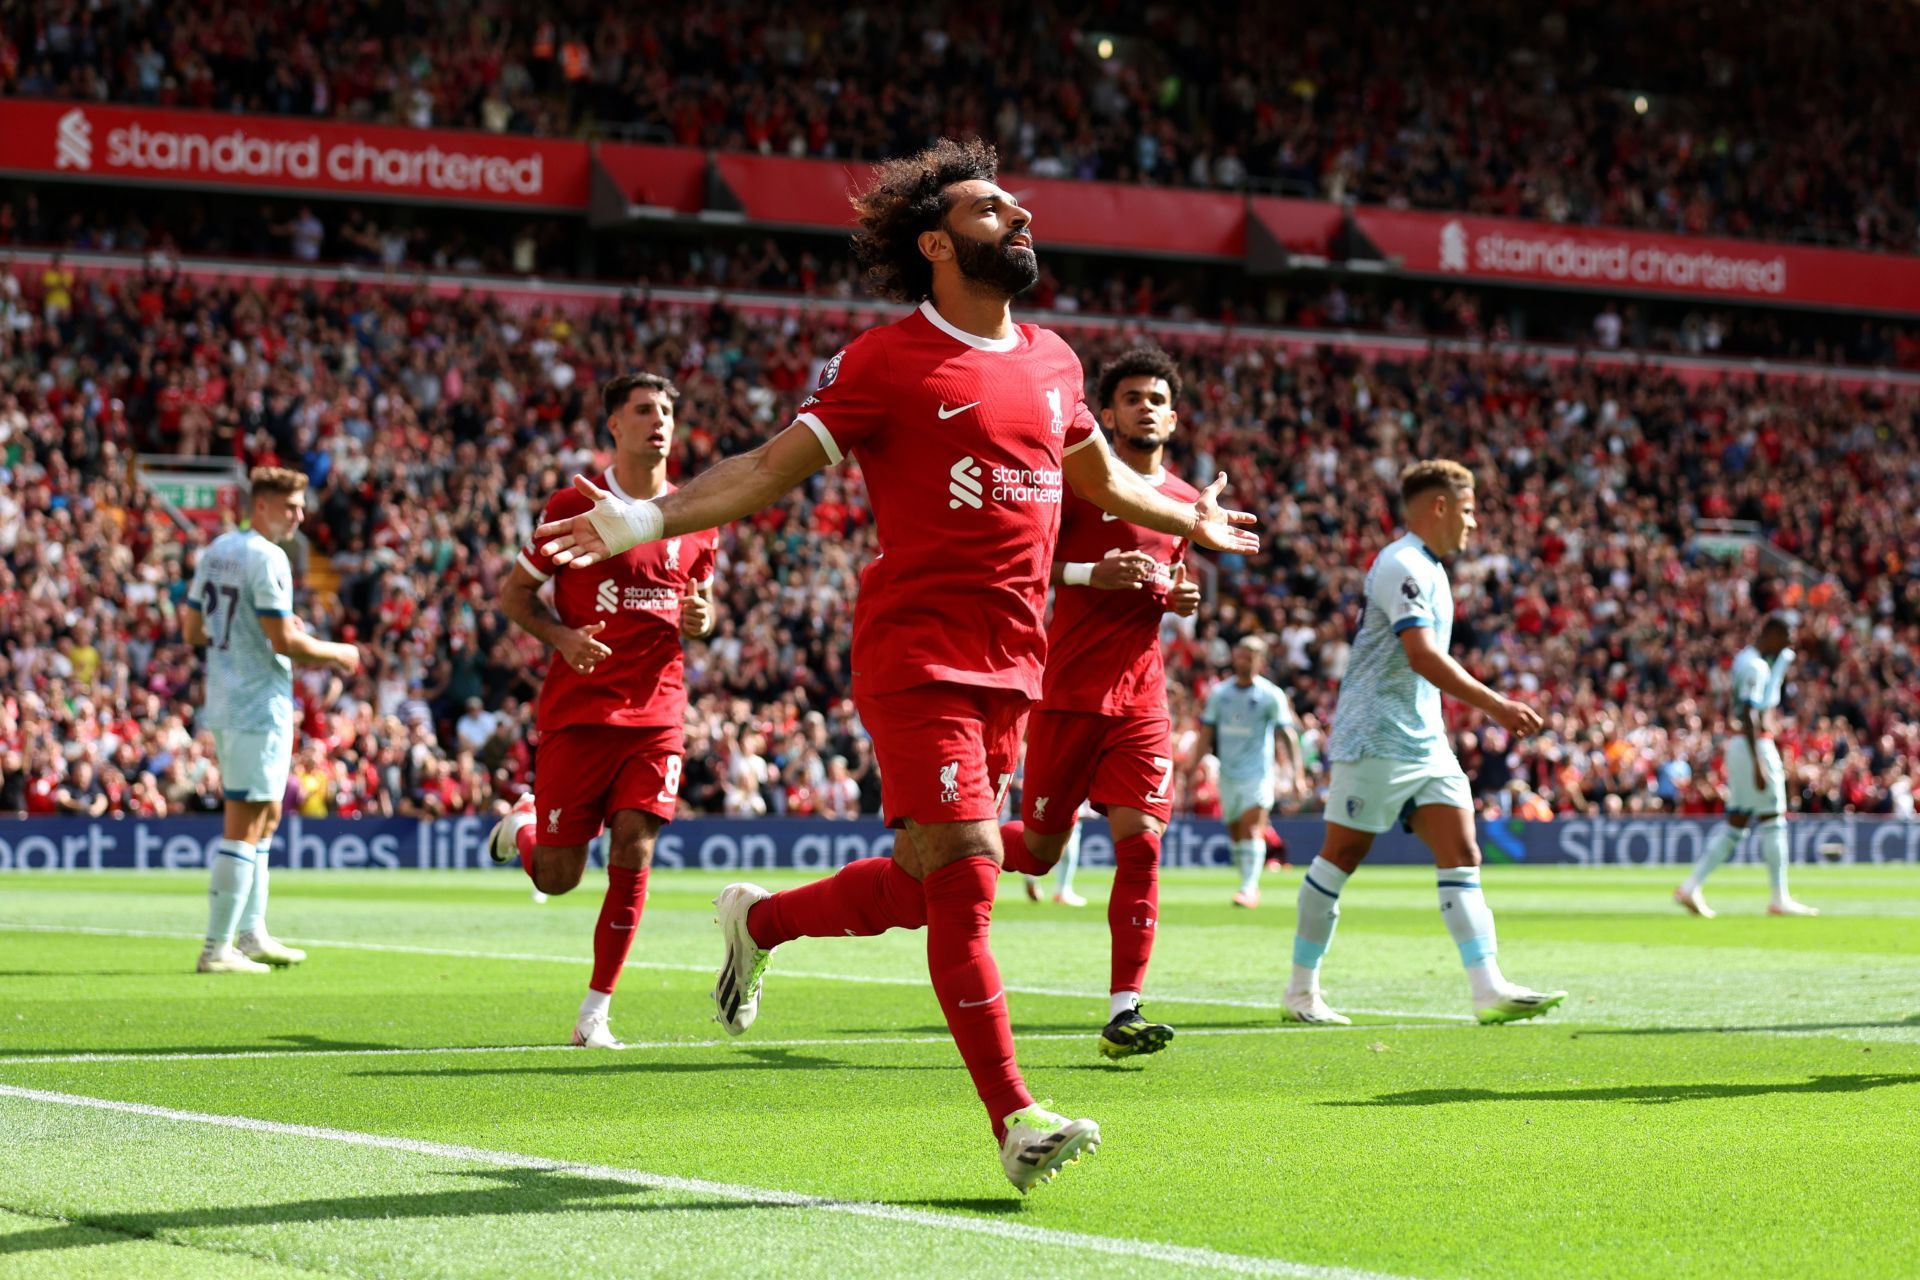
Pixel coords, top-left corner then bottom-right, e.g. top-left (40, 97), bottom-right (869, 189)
top-left (849, 137), bottom-right (1000, 303)
top-left (1095, 345), bottom-right (1183, 411)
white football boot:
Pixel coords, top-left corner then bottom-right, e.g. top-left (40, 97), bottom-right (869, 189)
top-left (487, 793), bottom-right (536, 865)
top-left (711, 883), bottom-right (774, 1036)
top-left (197, 943), bottom-right (270, 974)
top-left (572, 1011), bottom-right (627, 1049)
top-left (236, 931), bottom-right (306, 966)
top-left (1281, 989), bottom-right (1353, 1026)
top-left (1673, 884), bottom-right (1716, 918)
top-left (1000, 1103), bottom-right (1101, 1193)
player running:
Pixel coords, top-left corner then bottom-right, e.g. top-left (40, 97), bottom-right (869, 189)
top-left (485, 373), bottom-right (719, 1050)
top-left (1284, 460), bottom-right (1567, 1026)
top-left (1674, 613), bottom-right (1818, 918)
top-left (996, 345), bottom-right (1204, 1060)
top-left (182, 467), bottom-right (360, 974)
top-left (1190, 635), bottom-right (1304, 908)
top-left (530, 138), bottom-right (1258, 1191)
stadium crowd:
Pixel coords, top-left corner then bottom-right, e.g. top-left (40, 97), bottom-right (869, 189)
top-left (7, 0), bottom-right (1920, 252)
top-left (3, 261), bottom-right (1919, 823)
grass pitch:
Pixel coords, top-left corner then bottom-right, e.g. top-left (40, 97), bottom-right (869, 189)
top-left (2, 864), bottom-right (1917, 1279)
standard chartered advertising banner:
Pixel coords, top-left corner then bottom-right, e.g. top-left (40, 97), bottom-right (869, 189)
top-left (1, 815), bottom-right (1917, 874)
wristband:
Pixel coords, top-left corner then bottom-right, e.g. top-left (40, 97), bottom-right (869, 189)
top-left (587, 495), bottom-right (664, 554)
top-left (1063, 562), bottom-right (1094, 587)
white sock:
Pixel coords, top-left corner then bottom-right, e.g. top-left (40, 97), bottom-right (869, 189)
top-left (1684, 823), bottom-right (1742, 893)
top-left (579, 989), bottom-right (611, 1021)
top-left (1110, 990), bottom-right (1140, 1019)
top-left (205, 840), bottom-right (256, 946)
top-left (1236, 838), bottom-right (1264, 895)
top-left (237, 854), bottom-right (270, 937)
top-left (1437, 865), bottom-right (1505, 1000)
top-left (1056, 824), bottom-right (1083, 894)
top-left (1289, 856), bottom-right (1349, 995)
top-left (1757, 817), bottom-right (1791, 902)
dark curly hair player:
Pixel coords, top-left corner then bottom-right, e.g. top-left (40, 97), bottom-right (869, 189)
top-left (530, 137), bottom-right (1261, 1192)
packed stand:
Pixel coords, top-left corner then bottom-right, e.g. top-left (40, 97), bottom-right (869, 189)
top-left (2, 262), bottom-right (1919, 823)
top-left (8, 1), bottom-right (1920, 252)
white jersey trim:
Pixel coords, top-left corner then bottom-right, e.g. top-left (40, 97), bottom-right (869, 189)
top-left (515, 551), bottom-right (552, 584)
top-left (796, 412), bottom-right (843, 466)
top-left (1063, 428), bottom-right (1102, 456)
top-left (917, 300), bottom-right (1020, 353)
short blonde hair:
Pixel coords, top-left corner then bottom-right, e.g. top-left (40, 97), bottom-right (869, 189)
top-left (1400, 459), bottom-right (1474, 507)
top-left (1234, 634), bottom-right (1270, 655)
top-left (249, 466), bottom-right (309, 499)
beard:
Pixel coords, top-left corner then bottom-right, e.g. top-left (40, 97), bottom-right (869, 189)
top-left (950, 227), bottom-right (1039, 297)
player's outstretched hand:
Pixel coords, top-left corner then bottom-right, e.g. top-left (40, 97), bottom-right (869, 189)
top-left (331, 641), bottom-right (362, 676)
top-left (1091, 549), bottom-right (1159, 590)
top-left (1494, 695), bottom-right (1543, 737)
top-left (555, 621), bottom-right (612, 675)
top-left (1167, 562), bottom-right (1203, 616)
top-left (1191, 473), bottom-right (1261, 555)
top-left (536, 474), bottom-right (667, 568)
top-left (679, 582), bottom-right (715, 637)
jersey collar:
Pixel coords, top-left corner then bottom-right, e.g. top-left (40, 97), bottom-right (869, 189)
top-left (1409, 533), bottom-right (1443, 563)
top-left (918, 300), bottom-right (1021, 353)
top-left (603, 469), bottom-right (634, 503)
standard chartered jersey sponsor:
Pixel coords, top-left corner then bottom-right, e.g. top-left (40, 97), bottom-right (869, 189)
top-left (1329, 533), bottom-right (1454, 762)
top-left (189, 530), bottom-right (295, 733)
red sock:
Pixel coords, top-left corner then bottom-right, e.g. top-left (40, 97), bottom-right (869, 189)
top-left (515, 822), bottom-right (536, 877)
top-left (997, 820), bottom-right (1051, 877)
top-left (924, 856), bottom-right (1032, 1142)
top-left (589, 864), bottom-right (647, 994)
top-left (746, 856), bottom-right (927, 948)
top-left (1109, 831), bottom-right (1161, 998)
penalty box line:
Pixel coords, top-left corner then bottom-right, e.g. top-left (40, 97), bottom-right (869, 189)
top-left (0, 922), bottom-right (1476, 1023)
top-left (0, 1082), bottom-right (1418, 1280)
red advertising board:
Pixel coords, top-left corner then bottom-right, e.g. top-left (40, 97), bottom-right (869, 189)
top-left (594, 143), bottom-right (706, 214)
top-left (1353, 206), bottom-right (1920, 315)
top-left (0, 99), bottom-right (592, 209)
top-left (711, 153), bottom-right (1256, 259)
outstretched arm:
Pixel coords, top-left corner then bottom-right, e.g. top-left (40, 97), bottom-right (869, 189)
top-left (1062, 433), bottom-right (1259, 554)
top-left (537, 422), bottom-right (832, 567)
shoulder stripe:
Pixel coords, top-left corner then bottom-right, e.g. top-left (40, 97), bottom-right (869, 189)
top-left (515, 551), bottom-right (552, 584)
top-left (1391, 618), bottom-right (1431, 634)
top-left (795, 412), bottom-right (843, 467)
top-left (255, 609), bottom-right (290, 618)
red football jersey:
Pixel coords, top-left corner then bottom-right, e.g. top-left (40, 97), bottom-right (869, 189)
top-left (796, 301), bottom-right (1098, 698)
top-left (1040, 468), bottom-right (1197, 715)
top-left (518, 473), bottom-right (717, 732)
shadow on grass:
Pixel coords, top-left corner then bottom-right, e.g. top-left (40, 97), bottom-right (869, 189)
top-left (836, 1021), bottom-right (1270, 1036)
top-left (355, 1046), bottom-right (960, 1080)
top-left (0, 1167), bottom-right (759, 1258)
top-left (0, 1033), bottom-right (409, 1058)
top-left (895, 1196), bottom-right (1028, 1215)
top-left (1577, 1015), bottom-right (1920, 1037)
top-left (1322, 1073), bottom-right (1920, 1107)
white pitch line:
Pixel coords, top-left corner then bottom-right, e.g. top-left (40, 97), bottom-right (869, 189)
top-left (0, 922), bottom-right (1476, 1023)
top-left (0, 1082), bottom-right (1417, 1280)
top-left (0, 1021), bottom-right (1458, 1068)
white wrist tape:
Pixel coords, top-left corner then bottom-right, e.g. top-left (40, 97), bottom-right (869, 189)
top-left (1063, 562), bottom-right (1095, 587)
top-left (587, 495), bottom-right (664, 554)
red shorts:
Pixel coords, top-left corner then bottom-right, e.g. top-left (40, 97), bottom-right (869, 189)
top-left (533, 723), bottom-right (683, 845)
top-left (1021, 709), bottom-right (1174, 833)
top-left (856, 683), bottom-right (1030, 828)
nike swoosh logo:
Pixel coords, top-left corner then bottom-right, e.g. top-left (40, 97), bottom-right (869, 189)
top-left (610, 923), bottom-right (637, 931)
top-left (1101, 511), bottom-right (1119, 521)
top-left (937, 401), bottom-right (981, 420)
top-left (957, 990), bottom-right (1004, 1009)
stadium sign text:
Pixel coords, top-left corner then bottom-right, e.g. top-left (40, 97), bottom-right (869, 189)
top-left (2, 100), bottom-right (591, 209)
top-left (1, 816), bottom-right (1916, 873)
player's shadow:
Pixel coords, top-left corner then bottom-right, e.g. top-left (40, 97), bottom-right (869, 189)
top-left (1322, 1073), bottom-right (1920, 1108)
top-left (895, 1195), bottom-right (1029, 1215)
top-left (838, 1021), bottom-right (1270, 1036)
top-left (0, 1167), bottom-right (757, 1259)
top-left (0, 1033), bottom-right (409, 1058)
top-left (354, 1046), bottom-right (956, 1080)
top-left (1576, 1015), bottom-right (1920, 1037)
